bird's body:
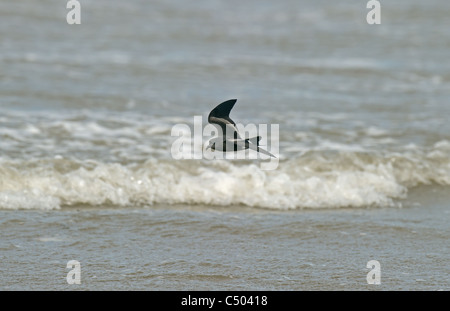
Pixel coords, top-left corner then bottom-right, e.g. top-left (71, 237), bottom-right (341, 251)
top-left (206, 99), bottom-right (276, 158)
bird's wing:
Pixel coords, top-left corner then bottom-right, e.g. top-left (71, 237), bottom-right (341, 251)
top-left (208, 99), bottom-right (241, 139)
top-left (245, 141), bottom-right (277, 158)
top-left (230, 139), bottom-right (276, 158)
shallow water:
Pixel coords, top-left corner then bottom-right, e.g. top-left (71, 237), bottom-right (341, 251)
top-left (0, 0), bottom-right (449, 290)
top-left (1, 186), bottom-right (449, 290)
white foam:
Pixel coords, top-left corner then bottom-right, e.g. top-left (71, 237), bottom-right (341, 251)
top-left (365, 126), bottom-right (388, 137)
top-left (0, 192), bottom-right (61, 210)
top-left (0, 144), bottom-right (448, 210)
top-left (1, 108), bottom-right (449, 210)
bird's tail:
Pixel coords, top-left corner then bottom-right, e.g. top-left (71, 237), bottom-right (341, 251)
top-left (247, 136), bottom-right (262, 146)
top-left (245, 136), bottom-right (276, 158)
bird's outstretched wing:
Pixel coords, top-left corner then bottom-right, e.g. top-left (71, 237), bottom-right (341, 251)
top-left (230, 138), bottom-right (277, 158)
top-left (244, 140), bottom-right (277, 158)
top-left (208, 99), bottom-right (241, 139)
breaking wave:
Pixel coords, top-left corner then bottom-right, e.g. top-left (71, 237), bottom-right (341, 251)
top-left (1, 140), bottom-right (449, 210)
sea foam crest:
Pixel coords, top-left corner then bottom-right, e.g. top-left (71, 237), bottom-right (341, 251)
top-left (1, 142), bottom-right (449, 210)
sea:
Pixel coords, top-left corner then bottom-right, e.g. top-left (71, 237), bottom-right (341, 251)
top-left (0, 0), bottom-right (449, 291)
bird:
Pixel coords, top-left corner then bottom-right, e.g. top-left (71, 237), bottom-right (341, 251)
top-left (206, 99), bottom-right (276, 158)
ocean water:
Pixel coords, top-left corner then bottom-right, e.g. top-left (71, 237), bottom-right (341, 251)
top-left (0, 0), bottom-right (449, 290)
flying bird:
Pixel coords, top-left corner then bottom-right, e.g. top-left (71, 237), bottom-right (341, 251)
top-left (206, 99), bottom-right (276, 158)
